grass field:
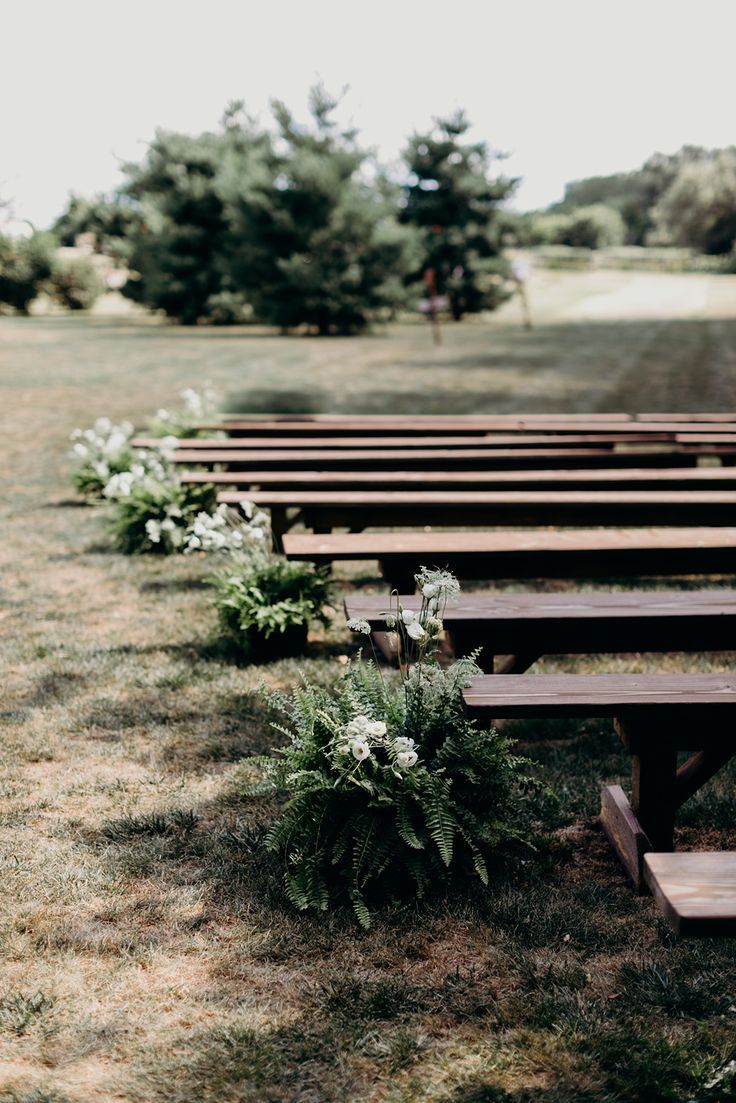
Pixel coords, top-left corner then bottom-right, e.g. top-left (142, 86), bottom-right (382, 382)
top-left (2, 269), bottom-right (736, 1102)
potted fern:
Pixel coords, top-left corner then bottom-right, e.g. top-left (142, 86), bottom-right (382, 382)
top-left (247, 569), bottom-right (539, 926)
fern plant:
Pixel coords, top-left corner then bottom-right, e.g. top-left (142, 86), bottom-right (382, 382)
top-left (249, 569), bottom-right (540, 926)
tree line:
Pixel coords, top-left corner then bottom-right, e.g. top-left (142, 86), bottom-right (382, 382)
top-left (50, 89), bottom-right (516, 331)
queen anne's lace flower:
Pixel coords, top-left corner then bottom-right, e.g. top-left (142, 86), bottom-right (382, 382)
top-left (346, 617), bottom-right (371, 635)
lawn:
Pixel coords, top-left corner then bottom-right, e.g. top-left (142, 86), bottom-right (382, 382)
top-left (1, 269), bottom-right (736, 1102)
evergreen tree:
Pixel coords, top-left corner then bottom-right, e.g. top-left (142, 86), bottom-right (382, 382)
top-left (53, 193), bottom-right (141, 259)
top-left (120, 117), bottom-right (265, 325)
top-left (401, 112), bottom-right (517, 320)
top-left (218, 87), bottom-right (418, 333)
top-left (0, 231), bottom-right (55, 314)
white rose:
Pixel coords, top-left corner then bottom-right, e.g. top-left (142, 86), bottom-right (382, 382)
top-left (394, 736), bottom-right (416, 752)
top-left (406, 621), bottom-right (426, 641)
top-left (350, 739), bottom-right (371, 762)
top-left (401, 609), bottom-right (418, 625)
top-left (335, 742), bottom-right (351, 755)
top-left (396, 750), bottom-right (418, 769)
top-left (366, 720), bottom-right (386, 738)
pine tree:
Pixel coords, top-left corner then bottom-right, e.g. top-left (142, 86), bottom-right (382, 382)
top-left (401, 111), bottom-right (517, 320)
top-left (218, 87), bottom-right (419, 334)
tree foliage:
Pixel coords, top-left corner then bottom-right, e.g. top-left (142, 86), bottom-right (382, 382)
top-left (400, 111), bottom-right (517, 319)
top-left (0, 232), bottom-right (55, 313)
top-left (53, 193), bottom-right (140, 259)
top-left (652, 151), bottom-right (736, 255)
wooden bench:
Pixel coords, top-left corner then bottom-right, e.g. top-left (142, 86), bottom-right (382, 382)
top-left (183, 467), bottom-right (736, 492)
top-left (223, 488), bottom-right (736, 544)
top-left (283, 527), bottom-right (736, 592)
top-left (462, 672), bottom-right (736, 932)
top-left (343, 589), bottom-right (736, 673)
top-left (643, 853), bottom-right (736, 936)
top-left (169, 447), bottom-right (713, 471)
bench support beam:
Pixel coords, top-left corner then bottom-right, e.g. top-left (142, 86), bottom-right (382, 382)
top-left (600, 784), bottom-right (652, 891)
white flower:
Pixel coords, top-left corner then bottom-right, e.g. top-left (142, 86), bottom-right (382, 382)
top-left (94, 417), bottom-right (112, 435)
top-left (401, 609), bottom-right (418, 625)
top-left (350, 739), bottom-right (371, 762)
top-left (426, 617), bottom-right (443, 636)
top-left (335, 742), bottom-right (351, 755)
top-left (396, 750), bottom-right (418, 769)
top-left (345, 715), bottom-right (372, 738)
top-left (346, 617), bottom-right (372, 635)
top-left (422, 583), bottom-right (439, 598)
top-left (383, 613), bottom-right (397, 629)
top-left (366, 720), bottom-right (386, 738)
top-left (160, 518), bottom-right (176, 532)
top-left (406, 621), bottom-right (426, 641)
top-left (72, 442), bottom-right (89, 458)
top-left (394, 737), bottom-right (416, 752)
top-left (240, 499), bottom-right (255, 519)
top-left (156, 408), bottom-right (172, 422)
top-left (145, 519), bottom-right (162, 543)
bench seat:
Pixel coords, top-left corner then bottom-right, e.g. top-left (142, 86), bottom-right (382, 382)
top-left (344, 589), bottom-right (736, 672)
top-left (644, 853), bottom-right (736, 936)
top-left (223, 488), bottom-right (736, 540)
top-left (185, 467), bottom-right (736, 491)
top-left (284, 527), bottom-right (736, 591)
top-left (170, 447), bottom-right (714, 471)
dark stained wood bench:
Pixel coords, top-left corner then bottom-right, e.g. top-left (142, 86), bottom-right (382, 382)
top-left (643, 853), bottom-right (736, 937)
top-left (199, 413), bottom-right (637, 436)
top-left (462, 671), bottom-right (736, 932)
top-left (169, 447), bottom-right (715, 471)
top-left (183, 466), bottom-right (736, 492)
top-left (283, 527), bottom-right (736, 591)
top-left (343, 589), bottom-right (736, 673)
top-left (222, 488), bottom-right (736, 544)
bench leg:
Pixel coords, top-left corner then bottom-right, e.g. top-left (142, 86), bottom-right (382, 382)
top-left (675, 748), bottom-right (736, 808)
top-left (631, 748), bottom-right (678, 852)
top-left (600, 784), bottom-right (652, 891)
top-left (494, 653), bottom-right (541, 675)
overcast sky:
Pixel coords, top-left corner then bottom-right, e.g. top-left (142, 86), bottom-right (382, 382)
top-left (3, 0), bottom-right (735, 228)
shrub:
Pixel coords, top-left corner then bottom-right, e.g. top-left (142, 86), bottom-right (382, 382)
top-left (248, 570), bottom-right (539, 926)
top-left (69, 417), bottom-right (135, 498)
top-left (50, 256), bottom-right (105, 311)
top-left (213, 555), bottom-right (332, 661)
top-left (0, 231), bottom-right (55, 314)
top-left (103, 446), bottom-right (217, 554)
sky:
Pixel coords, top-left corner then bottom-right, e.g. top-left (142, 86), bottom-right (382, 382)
top-left (3, 0), bottom-right (736, 228)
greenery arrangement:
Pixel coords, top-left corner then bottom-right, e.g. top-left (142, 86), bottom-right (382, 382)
top-left (49, 255), bottom-right (105, 311)
top-left (69, 417), bottom-right (136, 498)
top-left (102, 443), bottom-right (217, 554)
top-left (249, 570), bottom-right (538, 927)
top-left (0, 231), bottom-right (55, 314)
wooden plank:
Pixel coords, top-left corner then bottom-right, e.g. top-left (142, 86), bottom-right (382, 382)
top-left (284, 526), bottom-right (736, 586)
top-left (186, 467), bottom-right (736, 491)
top-left (644, 852), bottom-right (736, 936)
top-left (600, 785), bottom-right (652, 890)
top-left (344, 589), bottom-right (736, 659)
top-left (631, 744), bottom-right (678, 851)
top-left (219, 488), bottom-right (736, 532)
top-left (142, 433), bottom-right (663, 448)
top-left (171, 447), bottom-right (704, 470)
top-left (462, 672), bottom-right (736, 726)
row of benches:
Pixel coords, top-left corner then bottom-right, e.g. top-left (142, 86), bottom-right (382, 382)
top-left (170, 412), bottom-right (736, 934)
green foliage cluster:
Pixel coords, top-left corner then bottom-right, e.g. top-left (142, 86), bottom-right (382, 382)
top-left (107, 472), bottom-right (217, 554)
top-left (54, 90), bottom-right (515, 330)
top-left (257, 655), bottom-right (535, 927)
top-left (0, 232), bottom-right (55, 313)
top-left (49, 255), bottom-right (105, 311)
top-left (547, 145), bottom-right (736, 256)
top-left (401, 111), bottom-right (516, 318)
top-left (213, 556), bottom-right (332, 658)
top-left (520, 205), bottom-right (626, 250)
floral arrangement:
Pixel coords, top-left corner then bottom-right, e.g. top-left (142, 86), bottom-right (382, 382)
top-left (147, 385), bottom-right (219, 438)
top-left (102, 442), bottom-right (218, 554)
top-left (249, 569), bottom-right (538, 926)
top-left (69, 417), bottom-right (136, 498)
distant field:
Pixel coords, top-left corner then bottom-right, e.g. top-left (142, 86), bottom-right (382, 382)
top-left (1, 269), bottom-right (736, 1102)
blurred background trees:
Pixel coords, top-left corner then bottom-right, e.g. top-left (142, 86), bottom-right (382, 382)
top-left (3, 98), bottom-right (736, 322)
top-left (400, 111), bottom-right (516, 319)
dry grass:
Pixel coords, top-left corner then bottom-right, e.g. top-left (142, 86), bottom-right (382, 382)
top-left (1, 270), bottom-right (736, 1101)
